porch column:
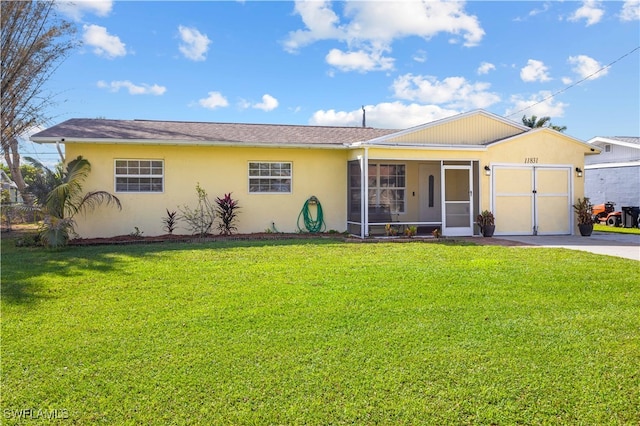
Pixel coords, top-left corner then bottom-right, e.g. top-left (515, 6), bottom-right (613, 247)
top-left (361, 147), bottom-right (369, 238)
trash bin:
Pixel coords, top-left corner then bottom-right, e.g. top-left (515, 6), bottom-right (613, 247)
top-left (621, 206), bottom-right (640, 228)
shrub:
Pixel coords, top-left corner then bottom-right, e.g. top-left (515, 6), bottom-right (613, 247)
top-left (215, 193), bottom-right (240, 235)
top-left (162, 209), bottom-right (178, 234)
top-left (179, 184), bottom-right (216, 237)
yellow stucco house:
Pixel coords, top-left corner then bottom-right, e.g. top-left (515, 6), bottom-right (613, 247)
top-left (31, 109), bottom-right (599, 238)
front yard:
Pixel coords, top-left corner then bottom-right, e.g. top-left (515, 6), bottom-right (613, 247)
top-left (2, 238), bottom-right (639, 424)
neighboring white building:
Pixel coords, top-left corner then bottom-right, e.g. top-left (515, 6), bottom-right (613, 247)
top-left (585, 136), bottom-right (640, 208)
top-left (1, 170), bottom-right (22, 203)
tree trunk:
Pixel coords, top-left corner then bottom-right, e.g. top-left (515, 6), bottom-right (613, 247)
top-left (4, 137), bottom-right (34, 206)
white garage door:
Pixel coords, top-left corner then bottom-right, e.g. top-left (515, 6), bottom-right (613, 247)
top-left (493, 166), bottom-right (572, 235)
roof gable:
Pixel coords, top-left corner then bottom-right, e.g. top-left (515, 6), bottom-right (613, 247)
top-left (587, 136), bottom-right (640, 150)
top-left (361, 110), bottom-right (530, 147)
top-left (489, 127), bottom-right (598, 154)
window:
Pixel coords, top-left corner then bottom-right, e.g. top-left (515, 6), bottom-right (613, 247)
top-left (115, 159), bottom-right (163, 193)
top-left (249, 162), bottom-right (291, 193)
top-left (605, 144), bottom-right (611, 152)
top-left (368, 164), bottom-right (405, 213)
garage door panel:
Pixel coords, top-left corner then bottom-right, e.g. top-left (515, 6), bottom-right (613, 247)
top-left (494, 196), bottom-right (533, 235)
top-left (537, 169), bottom-right (569, 194)
top-left (536, 168), bottom-right (570, 234)
top-left (537, 196), bottom-right (570, 234)
top-left (494, 168), bottom-right (532, 193)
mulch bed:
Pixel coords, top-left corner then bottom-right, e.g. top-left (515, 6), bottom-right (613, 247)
top-left (3, 224), bottom-right (528, 247)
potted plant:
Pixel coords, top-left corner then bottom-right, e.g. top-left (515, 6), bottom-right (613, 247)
top-left (477, 210), bottom-right (495, 237)
top-left (573, 197), bottom-right (594, 236)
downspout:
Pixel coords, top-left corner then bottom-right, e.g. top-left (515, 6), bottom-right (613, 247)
top-left (56, 139), bottom-right (65, 163)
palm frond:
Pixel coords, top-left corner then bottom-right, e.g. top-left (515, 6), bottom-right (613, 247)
top-left (76, 191), bottom-right (122, 216)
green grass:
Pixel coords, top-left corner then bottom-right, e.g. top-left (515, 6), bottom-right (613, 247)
top-left (2, 238), bottom-right (639, 425)
top-left (594, 223), bottom-right (640, 234)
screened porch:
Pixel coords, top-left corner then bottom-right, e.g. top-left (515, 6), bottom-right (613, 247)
top-left (346, 159), bottom-right (481, 238)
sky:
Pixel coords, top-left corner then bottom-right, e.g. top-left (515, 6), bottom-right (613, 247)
top-left (18, 0), bottom-right (640, 165)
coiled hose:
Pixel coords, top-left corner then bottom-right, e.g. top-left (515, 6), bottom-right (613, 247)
top-left (297, 196), bottom-right (326, 233)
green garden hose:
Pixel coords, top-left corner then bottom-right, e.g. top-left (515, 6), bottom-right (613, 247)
top-left (297, 196), bottom-right (326, 233)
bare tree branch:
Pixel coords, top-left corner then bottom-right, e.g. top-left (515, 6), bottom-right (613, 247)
top-left (1, 0), bottom-right (77, 202)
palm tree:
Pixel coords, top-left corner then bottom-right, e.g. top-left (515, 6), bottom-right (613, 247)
top-left (40, 156), bottom-right (121, 247)
top-left (23, 157), bottom-right (65, 207)
top-left (522, 115), bottom-right (567, 132)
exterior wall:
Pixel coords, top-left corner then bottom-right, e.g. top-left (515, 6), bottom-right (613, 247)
top-left (66, 143), bottom-right (348, 238)
top-left (585, 143), bottom-right (640, 165)
top-left (585, 166), bottom-right (640, 207)
top-left (486, 131), bottom-right (588, 201)
top-left (385, 114), bottom-right (524, 145)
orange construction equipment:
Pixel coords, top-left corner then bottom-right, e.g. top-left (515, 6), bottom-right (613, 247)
top-left (591, 201), bottom-right (622, 226)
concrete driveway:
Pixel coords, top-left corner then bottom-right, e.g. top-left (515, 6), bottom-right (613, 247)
top-left (496, 232), bottom-right (640, 261)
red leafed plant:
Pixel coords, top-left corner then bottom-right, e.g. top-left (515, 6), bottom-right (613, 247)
top-left (215, 193), bottom-right (240, 235)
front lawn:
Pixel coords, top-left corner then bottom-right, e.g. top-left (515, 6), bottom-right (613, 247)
top-left (2, 239), bottom-right (639, 424)
top-left (594, 223), bottom-right (640, 234)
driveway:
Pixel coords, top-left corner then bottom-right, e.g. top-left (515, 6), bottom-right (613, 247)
top-left (495, 232), bottom-right (640, 261)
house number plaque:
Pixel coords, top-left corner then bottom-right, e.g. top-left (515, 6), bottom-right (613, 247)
top-left (524, 157), bottom-right (539, 164)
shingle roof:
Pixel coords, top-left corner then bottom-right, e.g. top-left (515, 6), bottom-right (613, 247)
top-left (602, 136), bottom-right (640, 146)
top-left (31, 118), bottom-right (399, 146)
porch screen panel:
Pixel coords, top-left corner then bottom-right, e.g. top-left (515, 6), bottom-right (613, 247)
top-left (368, 164), bottom-right (406, 214)
top-left (347, 161), bottom-right (361, 222)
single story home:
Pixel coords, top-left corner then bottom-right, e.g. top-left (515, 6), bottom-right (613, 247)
top-left (31, 109), bottom-right (599, 238)
top-left (584, 136), bottom-right (639, 208)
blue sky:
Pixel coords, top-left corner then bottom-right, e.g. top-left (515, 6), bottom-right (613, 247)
top-left (21, 0), bottom-right (640, 165)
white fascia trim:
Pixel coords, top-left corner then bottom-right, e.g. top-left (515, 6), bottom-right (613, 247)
top-left (585, 161), bottom-right (640, 169)
top-left (351, 142), bottom-right (487, 151)
top-left (587, 137), bottom-right (640, 150)
top-left (30, 137), bottom-right (348, 150)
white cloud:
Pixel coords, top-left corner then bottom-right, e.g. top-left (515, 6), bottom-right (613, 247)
top-left (568, 1), bottom-right (605, 26)
top-left (198, 91), bottom-right (229, 109)
top-left (97, 80), bottom-right (166, 95)
top-left (477, 62), bottom-right (496, 75)
top-left (562, 76), bottom-right (573, 85)
top-left (83, 24), bottom-right (126, 59)
top-left (620, 0), bottom-right (640, 21)
top-left (178, 26), bottom-right (211, 61)
top-left (392, 74), bottom-right (500, 110)
top-left (412, 50), bottom-right (427, 63)
top-left (506, 91), bottom-right (568, 119)
top-left (310, 102), bottom-right (459, 129)
top-left (326, 48), bottom-right (394, 73)
top-left (283, 1), bottom-right (343, 53)
top-left (253, 94), bottom-right (279, 111)
top-left (57, 0), bottom-right (113, 20)
top-left (520, 59), bottom-right (551, 82)
top-left (568, 55), bottom-right (608, 80)
top-left (528, 3), bottom-right (550, 17)
top-left (284, 1), bottom-right (484, 72)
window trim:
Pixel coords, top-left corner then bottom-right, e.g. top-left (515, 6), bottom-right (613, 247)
top-left (114, 159), bottom-right (164, 193)
top-left (248, 161), bottom-right (292, 194)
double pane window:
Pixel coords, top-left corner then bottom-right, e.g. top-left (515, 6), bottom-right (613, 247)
top-left (368, 164), bottom-right (405, 213)
top-left (248, 162), bottom-right (292, 193)
top-left (115, 159), bottom-right (163, 192)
